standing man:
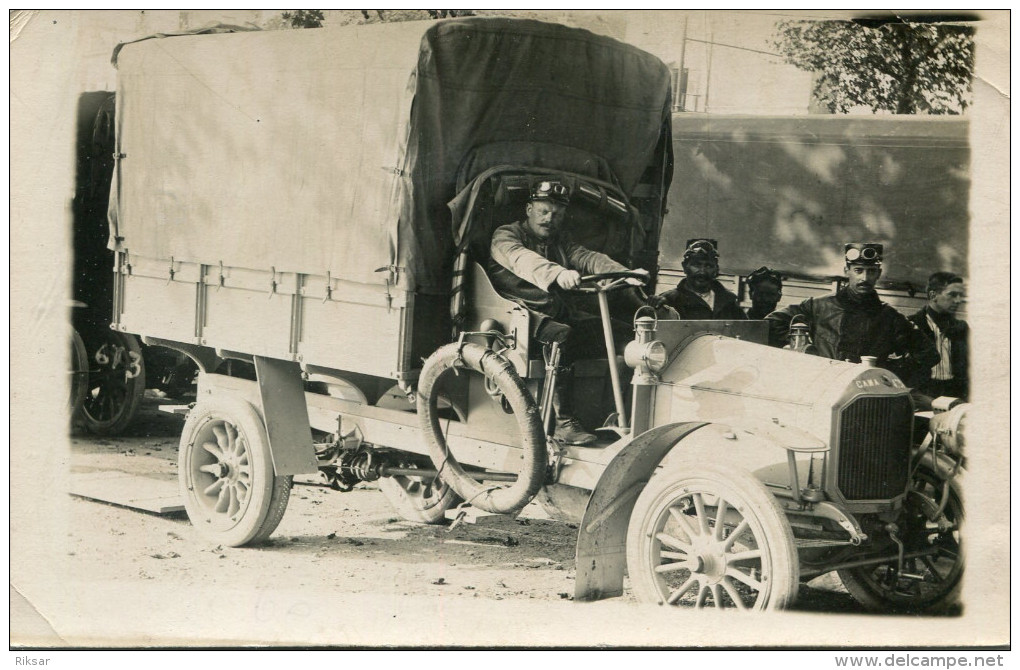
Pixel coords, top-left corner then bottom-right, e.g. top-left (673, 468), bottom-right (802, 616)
top-left (908, 272), bottom-right (968, 400)
top-left (487, 180), bottom-right (651, 445)
top-left (766, 243), bottom-right (938, 386)
top-left (652, 239), bottom-right (746, 319)
top-left (745, 266), bottom-right (784, 319)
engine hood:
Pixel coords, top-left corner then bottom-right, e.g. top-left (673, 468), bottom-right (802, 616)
top-left (652, 331), bottom-right (911, 446)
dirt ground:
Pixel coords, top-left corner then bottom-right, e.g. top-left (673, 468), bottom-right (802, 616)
top-left (13, 394), bottom-right (910, 647)
top-left (75, 397), bottom-right (873, 599)
top-left (63, 396), bottom-right (591, 604)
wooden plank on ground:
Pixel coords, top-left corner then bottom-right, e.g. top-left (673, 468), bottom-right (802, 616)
top-left (69, 471), bottom-right (184, 514)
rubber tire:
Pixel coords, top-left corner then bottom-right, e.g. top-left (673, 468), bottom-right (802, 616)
top-left (378, 465), bottom-right (461, 524)
top-left (627, 459), bottom-right (800, 611)
top-left (838, 467), bottom-right (963, 613)
top-left (80, 331), bottom-right (145, 436)
top-left (179, 396), bottom-right (292, 547)
top-left (69, 328), bottom-right (89, 417)
top-left (417, 342), bottom-right (546, 515)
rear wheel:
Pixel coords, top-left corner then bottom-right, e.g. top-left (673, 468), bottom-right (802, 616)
top-left (80, 330), bottom-right (145, 435)
top-left (378, 458), bottom-right (460, 524)
top-left (627, 460), bottom-right (799, 610)
top-left (179, 396), bottom-right (292, 546)
top-left (838, 467), bottom-right (963, 613)
top-left (68, 328), bottom-right (89, 417)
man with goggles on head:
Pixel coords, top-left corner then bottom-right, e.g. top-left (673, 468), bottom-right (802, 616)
top-left (648, 239), bottom-right (746, 320)
top-left (765, 243), bottom-right (937, 385)
top-left (487, 179), bottom-right (654, 446)
top-left (745, 266), bottom-right (784, 319)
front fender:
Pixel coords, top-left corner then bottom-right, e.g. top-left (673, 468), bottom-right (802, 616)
top-left (574, 422), bottom-right (707, 602)
top-left (574, 419), bottom-right (813, 601)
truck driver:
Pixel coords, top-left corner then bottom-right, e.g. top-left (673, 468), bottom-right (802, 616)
top-left (765, 243), bottom-right (938, 387)
top-left (487, 180), bottom-right (651, 446)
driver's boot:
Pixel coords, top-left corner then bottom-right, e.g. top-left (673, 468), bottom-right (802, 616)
top-left (552, 369), bottom-right (598, 446)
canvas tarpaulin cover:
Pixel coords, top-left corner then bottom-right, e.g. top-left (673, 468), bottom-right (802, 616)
top-left (111, 18), bottom-right (672, 295)
top-left (664, 114), bottom-right (969, 287)
top-left (111, 22), bottom-right (422, 288)
top-left (401, 18), bottom-right (672, 291)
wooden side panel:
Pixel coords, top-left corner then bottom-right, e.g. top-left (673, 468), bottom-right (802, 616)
top-left (115, 255), bottom-right (417, 379)
top-left (118, 274), bottom-right (201, 343)
top-left (299, 295), bottom-right (407, 378)
top-left (202, 285), bottom-right (295, 358)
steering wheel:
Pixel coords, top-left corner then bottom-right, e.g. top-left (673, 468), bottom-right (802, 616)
top-left (573, 271), bottom-right (649, 294)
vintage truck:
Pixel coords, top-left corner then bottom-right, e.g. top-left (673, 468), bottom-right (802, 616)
top-left (105, 17), bottom-right (963, 612)
top-left (71, 91), bottom-right (197, 434)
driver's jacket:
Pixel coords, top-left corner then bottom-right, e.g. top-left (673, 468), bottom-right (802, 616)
top-left (765, 288), bottom-right (939, 387)
top-left (487, 220), bottom-right (628, 333)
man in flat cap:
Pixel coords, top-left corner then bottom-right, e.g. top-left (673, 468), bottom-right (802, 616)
top-left (745, 266), bottom-right (784, 319)
top-left (488, 179), bottom-right (651, 445)
top-left (651, 239), bottom-right (746, 320)
top-left (766, 243), bottom-right (937, 384)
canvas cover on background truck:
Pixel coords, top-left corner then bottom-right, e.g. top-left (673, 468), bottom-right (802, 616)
top-left (110, 18), bottom-right (672, 295)
top-left (664, 114), bottom-right (969, 287)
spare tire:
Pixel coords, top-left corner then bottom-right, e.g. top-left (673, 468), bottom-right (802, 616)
top-left (417, 342), bottom-right (546, 514)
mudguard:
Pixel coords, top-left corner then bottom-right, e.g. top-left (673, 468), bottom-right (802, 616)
top-left (253, 356), bottom-right (318, 476)
top-left (193, 358), bottom-right (318, 477)
top-left (574, 422), bottom-right (707, 602)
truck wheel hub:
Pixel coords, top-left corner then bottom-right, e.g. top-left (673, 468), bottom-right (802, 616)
top-left (695, 549), bottom-right (726, 584)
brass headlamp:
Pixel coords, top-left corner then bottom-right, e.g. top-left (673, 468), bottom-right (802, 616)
top-left (624, 311), bottom-right (667, 381)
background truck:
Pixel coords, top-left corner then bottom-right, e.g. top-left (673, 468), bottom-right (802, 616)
top-left (107, 17), bottom-right (963, 612)
top-left (69, 91), bottom-right (197, 435)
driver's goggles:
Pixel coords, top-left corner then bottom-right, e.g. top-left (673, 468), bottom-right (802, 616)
top-left (534, 181), bottom-right (570, 197)
top-left (845, 247), bottom-right (880, 261)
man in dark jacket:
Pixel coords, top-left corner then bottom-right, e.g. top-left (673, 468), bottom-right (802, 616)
top-left (745, 266), bottom-right (784, 319)
top-left (488, 180), bottom-right (650, 445)
top-left (651, 239), bottom-right (746, 320)
top-left (908, 272), bottom-right (968, 400)
top-left (766, 243), bottom-right (938, 387)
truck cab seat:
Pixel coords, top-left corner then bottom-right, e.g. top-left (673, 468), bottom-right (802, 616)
top-left (463, 261), bottom-right (620, 384)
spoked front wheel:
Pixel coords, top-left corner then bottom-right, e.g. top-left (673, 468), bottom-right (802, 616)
top-left (838, 466), bottom-right (963, 613)
top-left (627, 460), bottom-right (799, 611)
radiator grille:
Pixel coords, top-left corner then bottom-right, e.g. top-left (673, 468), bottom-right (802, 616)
top-left (836, 395), bottom-right (913, 500)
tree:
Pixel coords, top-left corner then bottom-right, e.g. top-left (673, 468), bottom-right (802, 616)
top-left (772, 19), bottom-right (975, 114)
top-left (281, 10), bottom-right (324, 28)
top-left (268, 9), bottom-right (478, 29)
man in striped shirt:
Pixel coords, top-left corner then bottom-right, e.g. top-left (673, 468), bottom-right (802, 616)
top-left (908, 272), bottom-right (969, 400)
